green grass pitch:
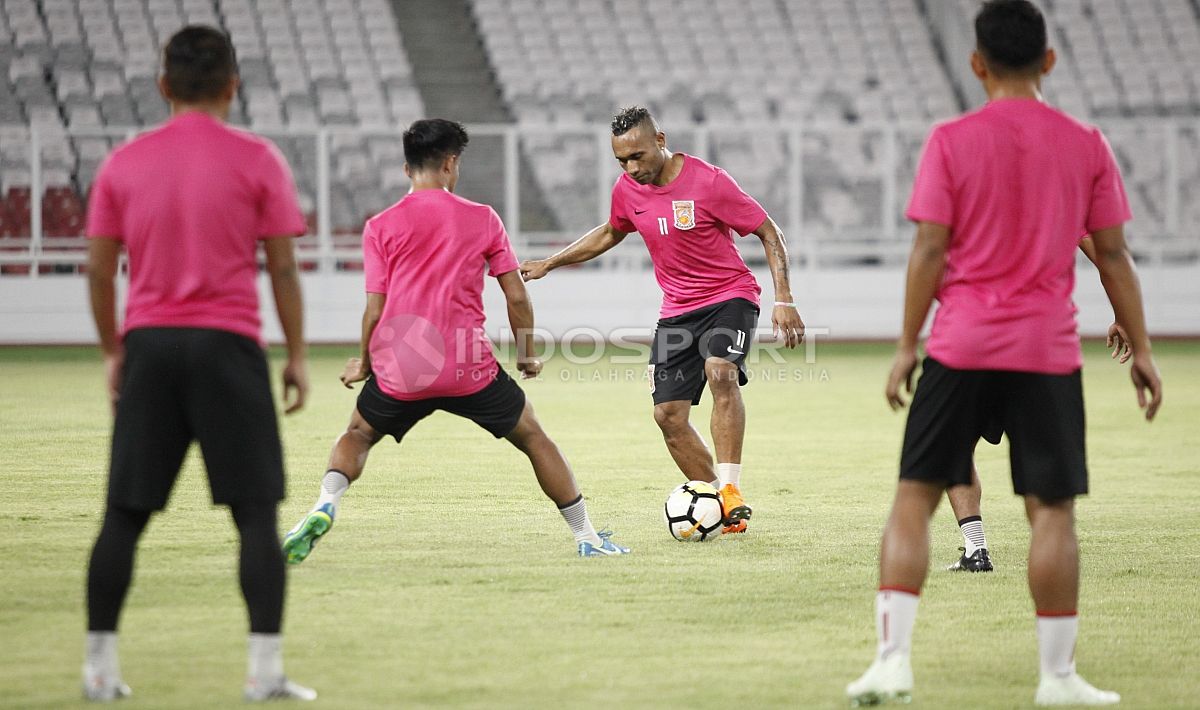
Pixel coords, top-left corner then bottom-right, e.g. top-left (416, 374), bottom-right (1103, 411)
top-left (2, 341), bottom-right (1197, 709)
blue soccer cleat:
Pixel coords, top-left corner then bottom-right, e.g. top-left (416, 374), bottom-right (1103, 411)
top-left (282, 504), bottom-right (334, 565)
top-left (578, 529), bottom-right (631, 557)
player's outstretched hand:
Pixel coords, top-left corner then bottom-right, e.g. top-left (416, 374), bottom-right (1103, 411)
top-left (772, 305), bottom-right (805, 349)
top-left (282, 358), bottom-right (309, 414)
top-left (339, 357), bottom-right (369, 389)
top-left (517, 357), bottom-right (543, 379)
top-left (104, 349), bottom-right (124, 415)
top-left (885, 347), bottom-right (918, 411)
top-left (1130, 352), bottom-right (1162, 421)
top-left (1107, 322), bottom-right (1132, 363)
top-left (519, 259), bottom-right (550, 282)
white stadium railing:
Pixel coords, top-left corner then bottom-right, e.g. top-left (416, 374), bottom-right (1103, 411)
top-left (1, 119), bottom-right (1197, 276)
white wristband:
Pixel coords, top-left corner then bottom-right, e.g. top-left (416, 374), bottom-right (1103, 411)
top-left (774, 301), bottom-right (796, 308)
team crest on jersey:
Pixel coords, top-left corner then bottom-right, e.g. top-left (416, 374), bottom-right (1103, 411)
top-left (672, 200), bottom-right (696, 230)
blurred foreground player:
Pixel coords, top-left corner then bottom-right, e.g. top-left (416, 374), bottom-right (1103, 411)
top-left (84, 26), bottom-right (314, 701)
top-left (846, 1), bottom-right (1162, 706)
top-left (520, 107), bottom-right (806, 534)
top-left (282, 119), bottom-right (629, 561)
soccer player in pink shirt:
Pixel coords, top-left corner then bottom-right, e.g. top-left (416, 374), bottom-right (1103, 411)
top-left (282, 119), bottom-right (629, 561)
top-left (846, 2), bottom-right (1163, 706)
top-left (84, 27), bottom-right (314, 702)
top-left (520, 107), bottom-right (806, 535)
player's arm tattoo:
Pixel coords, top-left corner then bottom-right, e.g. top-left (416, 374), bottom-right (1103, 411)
top-left (755, 218), bottom-right (793, 299)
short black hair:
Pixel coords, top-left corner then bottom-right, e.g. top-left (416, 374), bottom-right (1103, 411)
top-left (162, 25), bottom-right (238, 102)
top-left (975, 0), bottom-right (1048, 76)
top-left (611, 106), bottom-right (656, 137)
top-left (403, 119), bottom-right (469, 171)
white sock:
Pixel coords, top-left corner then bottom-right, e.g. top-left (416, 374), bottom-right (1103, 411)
top-left (875, 588), bottom-right (920, 661)
top-left (557, 495), bottom-right (602, 546)
top-left (314, 470), bottom-right (350, 514)
top-left (958, 516), bottom-right (988, 555)
top-left (1036, 613), bottom-right (1078, 678)
top-left (247, 633), bottom-right (285, 684)
top-left (85, 631), bottom-right (119, 678)
top-left (716, 462), bottom-right (741, 488)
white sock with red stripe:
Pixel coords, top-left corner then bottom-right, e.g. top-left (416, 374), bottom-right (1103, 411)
top-left (716, 463), bottom-right (741, 488)
top-left (1036, 612), bottom-right (1078, 678)
top-left (875, 587), bottom-right (920, 661)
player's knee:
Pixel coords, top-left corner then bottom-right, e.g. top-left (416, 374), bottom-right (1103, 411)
top-left (100, 505), bottom-right (151, 539)
top-left (230, 502), bottom-right (278, 536)
top-left (346, 413), bottom-right (383, 446)
top-left (1025, 495), bottom-right (1076, 528)
top-left (704, 357), bottom-right (739, 391)
top-left (506, 405), bottom-right (550, 453)
top-left (653, 403), bottom-right (688, 433)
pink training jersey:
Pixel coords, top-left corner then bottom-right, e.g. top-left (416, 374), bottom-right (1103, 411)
top-left (86, 111), bottom-right (306, 344)
top-left (363, 189), bottom-right (519, 400)
top-left (609, 154), bottom-right (767, 318)
top-left (906, 99), bottom-right (1132, 375)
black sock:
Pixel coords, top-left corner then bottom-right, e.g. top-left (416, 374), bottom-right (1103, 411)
top-left (231, 503), bottom-right (285, 634)
top-left (87, 506), bottom-right (151, 631)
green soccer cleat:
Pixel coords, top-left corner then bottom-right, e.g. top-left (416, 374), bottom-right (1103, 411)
top-left (282, 504), bottom-right (334, 565)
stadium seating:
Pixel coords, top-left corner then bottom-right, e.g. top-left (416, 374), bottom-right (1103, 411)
top-left (470, 0), bottom-right (960, 237)
top-left (1046, 0), bottom-right (1200, 117)
top-left (0, 0), bottom-right (423, 242)
top-left (472, 0), bottom-right (959, 125)
top-left (0, 0), bottom-right (1196, 263)
top-left (472, 0), bottom-right (1200, 247)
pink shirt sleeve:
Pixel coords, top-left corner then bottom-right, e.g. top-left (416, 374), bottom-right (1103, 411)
top-left (485, 209), bottom-right (519, 277)
top-left (905, 127), bottom-right (954, 227)
top-left (363, 222), bottom-right (388, 294)
top-left (608, 180), bottom-right (635, 233)
top-left (255, 143), bottom-right (307, 239)
top-left (85, 156), bottom-right (123, 240)
top-left (1085, 130), bottom-right (1133, 233)
top-left (709, 168), bottom-right (768, 236)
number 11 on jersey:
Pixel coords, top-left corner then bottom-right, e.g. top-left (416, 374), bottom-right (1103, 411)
top-left (657, 217), bottom-right (669, 235)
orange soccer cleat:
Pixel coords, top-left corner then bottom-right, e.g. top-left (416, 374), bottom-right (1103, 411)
top-left (722, 519), bottom-right (748, 534)
top-left (718, 483), bottom-right (752, 529)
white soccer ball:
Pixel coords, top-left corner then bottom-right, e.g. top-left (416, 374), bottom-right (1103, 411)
top-left (663, 480), bottom-right (725, 542)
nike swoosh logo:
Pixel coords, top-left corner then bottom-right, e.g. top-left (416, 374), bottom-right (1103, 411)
top-left (634, 209), bottom-right (647, 214)
top-left (727, 347), bottom-right (744, 355)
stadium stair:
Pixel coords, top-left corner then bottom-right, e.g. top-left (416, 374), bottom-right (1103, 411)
top-left (386, 0), bottom-right (558, 230)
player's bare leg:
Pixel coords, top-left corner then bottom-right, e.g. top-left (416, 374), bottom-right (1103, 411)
top-left (705, 357), bottom-right (750, 531)
top-left (946, 463), bottom-right (993, 571)
top-left (1025, 496), bottom-right (1116, 705)
top-left (283, 409), bottom-right (382, 564)
top-left (327, 409), bottom-right (384, 483)
top-left (847, 480), bottom-right (942, 705)
top-left (505, 400), bottom-right (582, 506)
top-left (880, 480), bottom-right (942, 591)
top-left (1025, 495), bottom-right (1078, 613)
top-left (653, 400), bottom-right (717, 483)
top-left (945, 469), bottom-right (981, 519)
top-left (506, 400), bottom-right (628, 556)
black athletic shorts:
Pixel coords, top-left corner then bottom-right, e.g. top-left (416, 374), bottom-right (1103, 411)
top-left (356, 367), bottom-right (526, 442)
top-left (649, 297), bottom-right (759, 406)
top-left (899, 357), bottom-right (1087, 500)
top-left (108, 327), bottom-right (284, 511)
